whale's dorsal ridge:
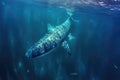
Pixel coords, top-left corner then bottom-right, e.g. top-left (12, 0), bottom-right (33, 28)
top-left (47, 24), bottom-right (55, 32)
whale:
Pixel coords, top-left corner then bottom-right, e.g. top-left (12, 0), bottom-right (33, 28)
top-left (25, 10), bottom-right (75, 58)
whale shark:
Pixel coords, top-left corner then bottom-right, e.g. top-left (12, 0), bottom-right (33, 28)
top-left (25, 9), bottom-right (75, 58)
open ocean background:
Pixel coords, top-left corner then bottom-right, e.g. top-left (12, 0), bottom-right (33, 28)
top-left (0, 0), bottom-right (120, 80)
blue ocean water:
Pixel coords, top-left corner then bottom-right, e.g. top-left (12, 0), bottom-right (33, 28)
top-left (0, 0), bottom-right (120, 80)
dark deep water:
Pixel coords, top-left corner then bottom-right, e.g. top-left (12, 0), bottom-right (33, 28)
top-left (0, 0), bottom-right (120, 80)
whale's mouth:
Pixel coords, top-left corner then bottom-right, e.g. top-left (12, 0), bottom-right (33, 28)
top-left (25, 48), bottom-right (33, 59)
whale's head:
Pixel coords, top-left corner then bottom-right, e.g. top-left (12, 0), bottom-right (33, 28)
top-left (25, 44), bottom-right (45, 58)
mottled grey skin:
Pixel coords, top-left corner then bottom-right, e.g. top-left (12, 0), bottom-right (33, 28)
top-left (26, 16), bottom-right (72, 58)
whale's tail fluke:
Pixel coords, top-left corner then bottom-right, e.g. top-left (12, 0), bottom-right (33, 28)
top-left (64, 7), bottom-right (79, 23)
top-left (66, 8), bottom-right (73, 17)
top-left (58, 6), bottom-right (73, 17)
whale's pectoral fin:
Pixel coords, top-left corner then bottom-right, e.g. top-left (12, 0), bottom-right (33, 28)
top-left (68, 33), bottom-right (75, 41)
top-left (47, 24), bottom-right (55, 32)
top-left (62, 41), bottom-right (71, 55)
